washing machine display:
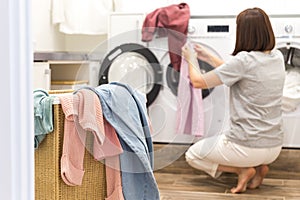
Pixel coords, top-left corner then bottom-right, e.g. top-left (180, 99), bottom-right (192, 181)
top-left (271, 16), bottom-right (300, 148)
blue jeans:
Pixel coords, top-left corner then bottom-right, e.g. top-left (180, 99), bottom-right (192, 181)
top-left (94, 82), bottom-right (159, 200)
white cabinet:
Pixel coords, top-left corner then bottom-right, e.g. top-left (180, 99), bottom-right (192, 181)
top-left (108, 13), bottom-right (145, 49)
top-left (33, 62), bottom-right (51, 90)
top-left (33, 60), bottom-right (101, 91)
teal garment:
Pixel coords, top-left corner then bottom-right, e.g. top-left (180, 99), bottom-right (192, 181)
top-left (33, 89), bottom-right (55, 149)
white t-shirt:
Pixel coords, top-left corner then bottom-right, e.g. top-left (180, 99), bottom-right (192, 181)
top-left (214, 49), bottom-right (285, 148)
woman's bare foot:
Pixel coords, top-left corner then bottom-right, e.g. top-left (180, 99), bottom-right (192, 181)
top-left (247, 165), bottom-right (269, 189)
top-left (231, 167), bottom-right (256, 193)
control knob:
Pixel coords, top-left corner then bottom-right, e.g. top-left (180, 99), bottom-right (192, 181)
top-left (284, 25), bottom-right (293, 34)
top-left (188, 25), bottom-right (196, 34)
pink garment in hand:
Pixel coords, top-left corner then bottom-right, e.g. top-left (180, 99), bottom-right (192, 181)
top-left (176, 58), bottom-right (204, 136)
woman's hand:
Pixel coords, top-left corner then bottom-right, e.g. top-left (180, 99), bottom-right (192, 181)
top-left (181, 43), bottom-right (196, 61)
top-left (194, 43), bottom-right (224, 68)
top-left (194, 44), bottom-right (212, 63)
top-left (181, 42), bottom-right (223, 89)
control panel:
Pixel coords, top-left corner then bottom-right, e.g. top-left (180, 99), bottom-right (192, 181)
top-left (270, 17), bottom-right (300, 38)
top-left (188, 18), bottom-right (236, 38)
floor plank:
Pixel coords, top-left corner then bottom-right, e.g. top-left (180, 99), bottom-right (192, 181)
top-left (154, 173), bottom-right (300, 200)
top-left (159, 189), bottom-right (285, 200)
top-left (153, 144), bottom-right (300, 200)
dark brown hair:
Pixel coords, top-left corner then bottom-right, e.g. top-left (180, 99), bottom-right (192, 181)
top-left (232, 7), bottom-right (275, 55)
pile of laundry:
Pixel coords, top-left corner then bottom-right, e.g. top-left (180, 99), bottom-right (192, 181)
top-left (33, 82), bottom-right (160, 200)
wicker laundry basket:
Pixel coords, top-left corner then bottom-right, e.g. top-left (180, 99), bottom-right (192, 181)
top-left (35, 104), bottom-right (107, 200)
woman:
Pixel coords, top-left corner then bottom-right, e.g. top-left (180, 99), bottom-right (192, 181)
top-left (182, 7), bottom-right (285, 193)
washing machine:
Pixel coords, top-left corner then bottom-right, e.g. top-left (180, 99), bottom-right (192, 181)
top-left (147, 17), bottom-right (236, 144)
top-left (98, 16), bottom-right (236, 144)
top-left (270, 16), bottom-right (300, 148)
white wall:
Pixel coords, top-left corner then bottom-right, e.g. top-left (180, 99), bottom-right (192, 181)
top-left (64, 34), bottom-right (107, 52)
top-left (32, 0), bottom-right (107, 52)
top-left (188, 0), bottom-right (300, 16)
top-left (116, 0), bottom-right (300, 16)
top-left (32, 0), bottom-right (300, 52)
top-left (32, 0), bottom-right (65, 51)
top-left (204, 0), bottom-right (299, 16)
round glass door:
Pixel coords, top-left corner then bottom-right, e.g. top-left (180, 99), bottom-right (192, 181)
top-left (98, 43), bottom-right (162, 107)
top-left (108, 52), bottom-right (155, 94)
top-left (277, 42), bottom-right (300, 113)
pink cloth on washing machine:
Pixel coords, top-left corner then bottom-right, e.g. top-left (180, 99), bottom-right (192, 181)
top-left (175, 58), bottom-right (204, 136)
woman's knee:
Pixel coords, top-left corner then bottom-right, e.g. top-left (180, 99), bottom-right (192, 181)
top-left (185, 147), bottom-right (202, 167)
top-left (185, 149), bottom-right (194, 164)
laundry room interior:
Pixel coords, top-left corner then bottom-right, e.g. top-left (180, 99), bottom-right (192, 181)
top-left (1, 0), bottom-right (300, 199)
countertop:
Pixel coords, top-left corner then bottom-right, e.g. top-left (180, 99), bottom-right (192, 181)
top-left (34, 51), bottom-right (103, 62)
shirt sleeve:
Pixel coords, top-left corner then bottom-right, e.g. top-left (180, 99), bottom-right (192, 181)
top-left (214, 52), bottom-right (248, 87)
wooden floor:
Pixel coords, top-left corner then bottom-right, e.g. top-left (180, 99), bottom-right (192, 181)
top-left (153, 144), bottom-right (300, 200)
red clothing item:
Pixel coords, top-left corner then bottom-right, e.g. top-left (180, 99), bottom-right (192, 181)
top-left (142, 3), bottom-right (190, 71)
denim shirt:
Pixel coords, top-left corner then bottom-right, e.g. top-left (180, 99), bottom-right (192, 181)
top-left (94, 82), bottom-right (160, 200)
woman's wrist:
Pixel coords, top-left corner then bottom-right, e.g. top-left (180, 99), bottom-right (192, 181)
top-left (206, 54), bottom-right (223, 68)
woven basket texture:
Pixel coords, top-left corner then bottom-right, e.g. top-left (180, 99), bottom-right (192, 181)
top-left (35, 104), bottom-right (107, 200)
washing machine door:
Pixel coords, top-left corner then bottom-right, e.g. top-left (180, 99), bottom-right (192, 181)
top-left (277, 41), bottom-right (300, 148)
top-left (277, 42), bottom-right (300, 69)
top-left (98, 43), bottom-right (162, 107)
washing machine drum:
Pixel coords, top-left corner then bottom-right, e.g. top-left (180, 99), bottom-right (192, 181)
top-left (98, 43), bottom-right (162, 107)
top-left (278, 47), bottom-right (300, 69)
top-left (278, 46), bottom-right (300, 112)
